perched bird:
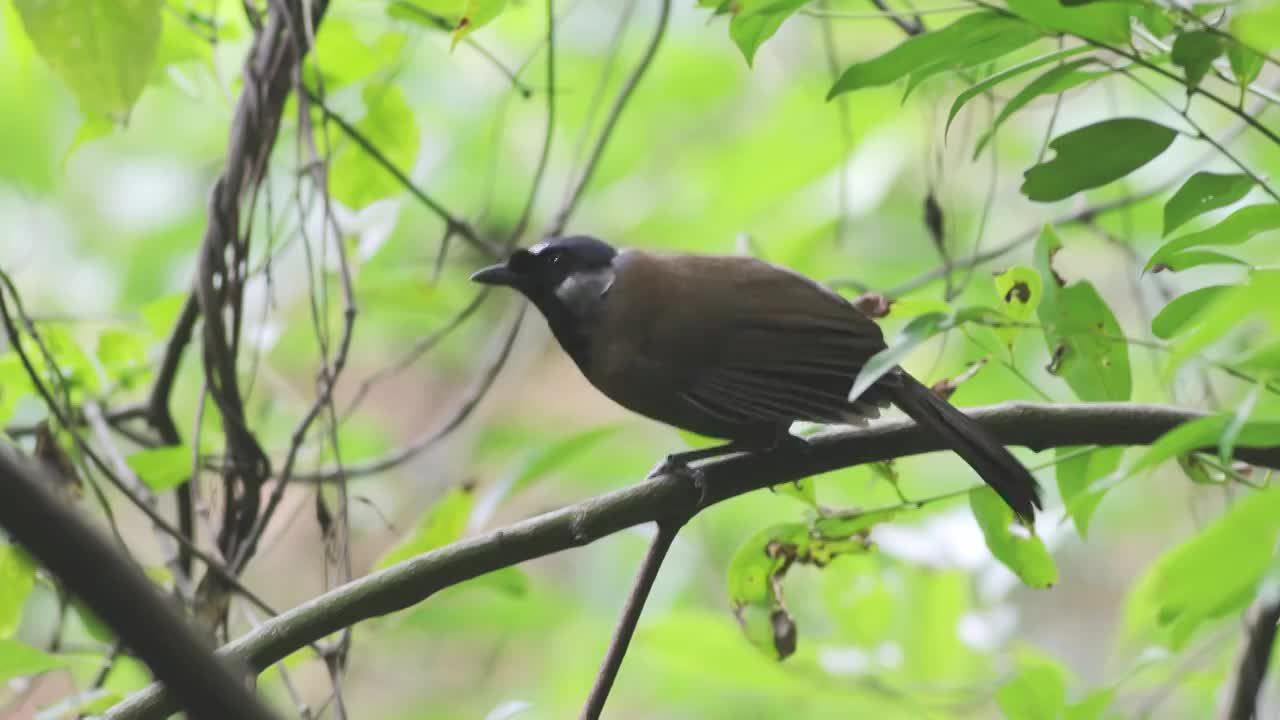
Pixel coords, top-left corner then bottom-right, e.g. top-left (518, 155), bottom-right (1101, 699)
top-left (471, 236), bottom-right (1042, 521)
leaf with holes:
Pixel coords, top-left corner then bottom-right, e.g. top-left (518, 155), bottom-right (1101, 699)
top-left (1146, 204), bottom-right (1280, 272)
top-left (1035, 226), bottom-right (1132, 402)
top-left (992, 266), bottom-right (1042, 350)
top-left (970, 487), bottom-right (1057, 588)
top-left (1022, 119), bottom-right (1178, 202)
top-left (14, 0), bottom-right (164, 121)
top-left (1162, 172), bottom-right (1255, 237)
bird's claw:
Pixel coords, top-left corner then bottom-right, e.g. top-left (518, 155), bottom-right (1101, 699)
top-left (648, 455), bottom-right (710, 508)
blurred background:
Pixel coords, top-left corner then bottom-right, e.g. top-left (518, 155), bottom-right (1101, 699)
top-left (2, 0), bottom-right (1279, 717)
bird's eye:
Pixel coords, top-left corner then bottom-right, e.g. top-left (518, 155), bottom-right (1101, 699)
top-left (549, 253), bottom-right (563, 265)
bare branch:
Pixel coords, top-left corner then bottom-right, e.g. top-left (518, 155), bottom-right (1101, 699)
top-left (1223, 597), bottom-right (1280, 720)
top-left (580, 520), bottom-right (683, 720)
top-left (108, 401), bottom-right (1280, 719)
top-left (0, 444), bottom-right (280, 720)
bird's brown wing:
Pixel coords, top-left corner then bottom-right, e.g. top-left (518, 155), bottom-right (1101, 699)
top-left (667, 256), bottom-right (896, 427)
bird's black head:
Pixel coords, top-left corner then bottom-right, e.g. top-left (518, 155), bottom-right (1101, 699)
top-left (470, 235), bottom-right (619, 368)
top-left (470, 235), bottom-right (618, 297)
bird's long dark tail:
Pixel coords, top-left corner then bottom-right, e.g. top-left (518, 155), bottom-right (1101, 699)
top-left (886, 372), bottom-right (1042, 522)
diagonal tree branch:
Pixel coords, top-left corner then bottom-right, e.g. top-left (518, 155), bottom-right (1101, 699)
top-left (1224, 597), bottom-right (1280, 720)
top-left (107, 401), bottom-right (1280, 719)
top-left (0, 444), bottom-right (279, 720)
top-left (580, 519), bottom-right (684, 720)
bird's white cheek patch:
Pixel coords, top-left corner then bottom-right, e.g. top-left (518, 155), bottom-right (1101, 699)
top-left (555, 268), bottom-right (615, 315)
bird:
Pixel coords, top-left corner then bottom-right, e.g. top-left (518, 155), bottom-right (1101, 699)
top-left (471, 235), bottom-right (1042, 521)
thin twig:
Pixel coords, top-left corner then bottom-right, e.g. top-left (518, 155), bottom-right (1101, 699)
top-left (504, 0), bottom-right (557, 249)
top-left (1224, 597), bottom-right (1280, 720)
top-left (302, 85), bottom-right (500, 258)
top-left (581, 520), bottom-right (683, 719)
top-left (550, 0), bottom-right (671, 236)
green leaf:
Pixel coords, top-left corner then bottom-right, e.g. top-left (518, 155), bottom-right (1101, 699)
top-left (970, 486), bottom-right (1057, 588)
top-left (772, 478), bottom-right (817, 508)
top-left (728, 0), bottom-right (807, 66)
top-left (996, 658), bottom-right (1068, 719)
top-left (946, 46), bottom-right (1091, 137)
top-left (1022, 118), bottom-right (1178, 202)
top-left (903, 19), bottom-right (1045, 97)
top-left (451, 0), bottom-right (506, 48)
top-left (1163, 271), bottom-right (1280, 377)
top-left (1065, 688), bottom-right (1116, 720)
top-left (847, 312), bottom-right (948, 403)
top-left (1035, 226), bottom-right (1132, 401)
top-left (1005, 0), bottom-right (1132, 43)
top-left (125, 445), bottom-right (191, 493)
top-left (1151, 285), bottom-right (1231, 340)
top-left (377, 485), bottom-right (473, 569)
top-left (329, 84), bottom-right (421, 211)
top-left (1126, 484), bottom-right (1280, 648)
top-left (1057, 446), bottom-right (1121, 538)
top-left (0, 638), bottom-right (69, 682)
top-left (973, 57), bottom-right (1103, 157)
top-left (813, 506), bottom-right (901, 537)
top-left (1148, 249), bottom-right (1249, 273)
top-left (141, 292), bottom-right (189, 339)
top-left (1170, 30), bottom-right (1225, 91)
top-left (828, 13), bottom-right (1037, 99)
top-left (1162, 172), bottom-right (1256, 237)
top-left (96, 329), bottom-right (149, 388)
top-left (469, 566), bottom-right (529, 597)
top-left (1228, 44), bottom-right (1264, 89)
top-left (306, 21), bottom-right (406, 90)
top-left (1126, 413), bottom-right (1280, 478)
top-left (992, 266), bottom-right (1042, 349)
top-left (14, 0), bottom-right (164, 121)
top-left (1233, 4), bottom-right (1280, 51)
top-left (508, 425), bottom-right (617, 498)
top-left (1145, 204), bottom-right (1280, 272)
top-left (0, 545), bottom-right (36, 638)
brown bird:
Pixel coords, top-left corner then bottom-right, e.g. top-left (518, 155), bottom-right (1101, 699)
top-left (472, 236), bottom-right (1041, 520)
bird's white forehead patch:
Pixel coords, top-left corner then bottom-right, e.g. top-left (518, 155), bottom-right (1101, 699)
top-left (528, 240), bottom-right (552, 256)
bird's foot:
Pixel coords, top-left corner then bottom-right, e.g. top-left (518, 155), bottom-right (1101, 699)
top-left (648, 454), bottom-right (710, 509)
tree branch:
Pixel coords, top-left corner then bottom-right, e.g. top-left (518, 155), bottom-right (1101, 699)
top-left (106, 401), bottom-right (1280, 719)
top-left (580, 519), bottom-right (683, 720)
top-left (0, 444), bottom-right (279, 720)
top-left (1224, 597), bottom-right (1280, 720)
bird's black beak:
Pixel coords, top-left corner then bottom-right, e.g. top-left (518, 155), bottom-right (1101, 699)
top-left (470, 263), bottom-right (518, 287)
